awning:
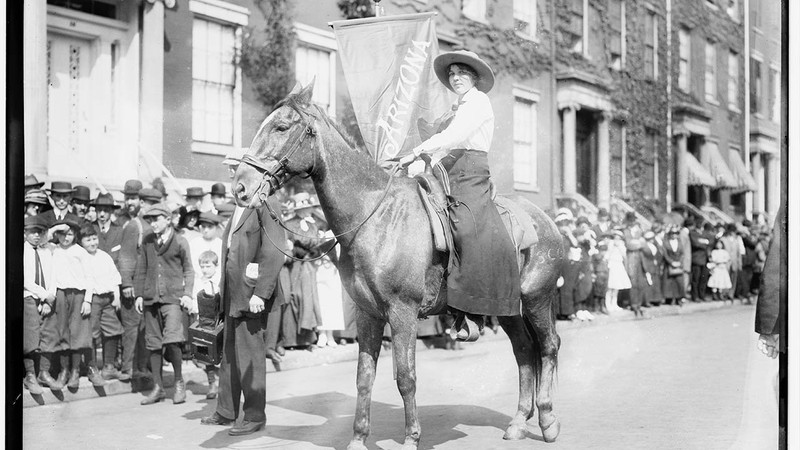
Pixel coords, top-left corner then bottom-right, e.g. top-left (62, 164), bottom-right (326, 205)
top-left (700, 143), bottom-right (738, 189)
top-left (685, 152), bottom-right (717, 187)
top-left (727, 149), bottom-right (759, 192)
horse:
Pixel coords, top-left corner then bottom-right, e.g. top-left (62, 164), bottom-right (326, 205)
top-left (232, 83), bottom-right (564, 450)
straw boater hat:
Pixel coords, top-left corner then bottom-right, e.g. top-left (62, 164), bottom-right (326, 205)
top-left (433, 50), bottom-right (495, 93)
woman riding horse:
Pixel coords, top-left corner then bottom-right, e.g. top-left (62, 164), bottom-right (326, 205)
top-left (397, 50), bottom-right (520, 341)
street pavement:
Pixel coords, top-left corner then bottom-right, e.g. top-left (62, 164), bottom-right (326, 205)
top-left (21, 304), bottom-right (779, 450)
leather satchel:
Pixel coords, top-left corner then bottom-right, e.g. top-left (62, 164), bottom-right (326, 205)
top-left (667, 266), bottom-right (683, 277)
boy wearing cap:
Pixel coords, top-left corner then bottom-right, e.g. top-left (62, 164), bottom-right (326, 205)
top-left (23, 216), bottom-right (56, 393)
top-left (39, 181), bottom-right (80, 227)
top-left (134, 203), bottom-right (195, 405)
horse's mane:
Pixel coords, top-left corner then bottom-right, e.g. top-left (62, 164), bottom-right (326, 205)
top-left (277, 93), bottom-right (367, 156)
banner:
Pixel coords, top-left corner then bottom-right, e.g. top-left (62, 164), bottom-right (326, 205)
top-left (331, 13), bottom-right (451, 163)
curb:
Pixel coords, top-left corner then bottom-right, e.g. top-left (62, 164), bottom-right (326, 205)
top-left (23, 300), bottom-right (748, 408)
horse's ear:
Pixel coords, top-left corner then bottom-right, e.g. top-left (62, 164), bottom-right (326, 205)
top-left (288, 82), bottom-right (303, 95)
top-left (298, 78), bottom-right (315, 104)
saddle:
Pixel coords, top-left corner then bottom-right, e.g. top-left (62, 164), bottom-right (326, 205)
top-left (414, 161), bottom-right (539, 271)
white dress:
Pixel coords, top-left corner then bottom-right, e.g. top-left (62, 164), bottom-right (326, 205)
top-left (707, 249), bottom-right (732, 290)
top-left (605, 243), bottom-right (632, 290)
top-left (316, 258), bottom-right (345, 331)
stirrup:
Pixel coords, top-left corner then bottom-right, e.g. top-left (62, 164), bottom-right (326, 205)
top-left (450, 314), bottom-right (481, 342)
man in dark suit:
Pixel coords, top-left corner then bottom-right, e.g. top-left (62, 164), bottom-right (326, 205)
top-left (201, 199), bottom-right (285, 436)
top-left (92, 193), bottom-right (124, 267)
top-left (39, 181), bottom-right (81, 227)
top-left (689, 219), bottom-right (712, 302)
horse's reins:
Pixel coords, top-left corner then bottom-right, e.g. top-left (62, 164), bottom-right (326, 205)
top-left (240, 99), bottom-right (400, 262)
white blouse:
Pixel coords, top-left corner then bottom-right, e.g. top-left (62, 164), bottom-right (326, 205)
top-left (415, 87), bottom-right (494, 159)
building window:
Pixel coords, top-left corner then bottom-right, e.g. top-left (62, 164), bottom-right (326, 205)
top-left (462, 0), bottom-right (487, 23)
top-left (643, 129), bottom-right (658, 198)
top-left (750, 57), bottom-right (762, 115)
top-left (608, 0), bottom-right (624, 70)
top-left (727, 0), bottom-right (739, 21)
top-left (564, 0), bottom-right (585, 54)
top-left (609, 120), bottom-right (625, 196)
top-left (769, 67), bottom-right (779, 122)
top-left (678, 28), bottom-right (691, 91)
top-left (644, 11), bottom-right (658, 79)
top-left (192, 18), bottom-right (238, 146)
top-left (294, 23), bottom-right (338, 116)
top-left (751, 0), bottom-right (761, 29)
top-left (704, 41), bottom-right (717, 103)
top-left (728, 51), bottom-right (739, 111)
top-left (513, 0), bottom-right (536, 39)
top-left (512, 88), bottom-right (539, 190)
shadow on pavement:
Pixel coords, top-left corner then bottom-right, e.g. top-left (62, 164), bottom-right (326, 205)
top-left (194, 391), bottom-right (540, 449)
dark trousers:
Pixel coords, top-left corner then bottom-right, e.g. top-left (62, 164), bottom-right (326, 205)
top-left (558, 261), bottom-right (580, 316)
top-left (216, 313), bottom-right (269, 423)
top-left (690, 264), bottom-right (709, 301)
top-left (120, 296), bottom-right (147, 373)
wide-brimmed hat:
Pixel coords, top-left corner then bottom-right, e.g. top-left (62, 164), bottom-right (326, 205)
top-left (72, 185), bottom-right (91, 203)
top-left (142, 203), bottom-right (172, 218)
top-left (138, 188), bottom-right (163, 203)
top-left (210, 183), bottom-right (226, 197)
top-left (91, 192), bottom-right (120, 209)
top-left (24, 189), bottom-right (49, 205)
top-left (122, 179), bottom-right (144, 195)
top-left (290, 192), bottom-right (319, 211)
top-left (47, 181), bottom-right (74, 194)
top-left (197, 212), bottom-right (223, 226)
top-left (24, 215), bottom-right (49, 231)
top-left (185, 186), bottom-right (206, 199)
top-left (433, 50), bottom-right (495, 93)
top-left (25, 174), bottom-right (45, 190)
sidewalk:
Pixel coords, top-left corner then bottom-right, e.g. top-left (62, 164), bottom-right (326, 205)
top-left (22, 299), bottom-right (749, 408)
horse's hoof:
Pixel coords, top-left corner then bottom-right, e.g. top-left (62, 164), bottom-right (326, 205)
top-left (540, 417), bottom-right (561, 443)
top-left (346, 441), bottom-right (368, 450)
top-left (502, 423), bottom-right (527, 440)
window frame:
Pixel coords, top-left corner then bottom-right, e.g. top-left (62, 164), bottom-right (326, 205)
top-left (727, 51), bottom-right (740, 112)
top-left (750, 55), bottom-right (764, 117)
top-left (513, 0), bottom-right (537, 41)
top-left (768, 65), bottom-right (780, 123)
top-left (643, 10), bottom-right (658, 80)
top-left (294, 22), bottom-right (338, 117)
top-left (189, 0), bottom-right (249, 156)
top-left (608, 0), bottom-right (625, 70)
top-left (678, 27), bottom-right (691, 92)
top-left (512, 86), bottom-right (540, 192)
top-left (704, 40), bottom-right (718, 104)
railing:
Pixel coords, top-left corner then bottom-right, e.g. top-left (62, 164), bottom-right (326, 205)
top-left (609, 196), bottom-right (652, 230)
top-left (672, 202), bottom-right (714, 225)
top-left (701, 205), bottom-right (735, 225)
top-left (554, 192), bottom-right (599, 221)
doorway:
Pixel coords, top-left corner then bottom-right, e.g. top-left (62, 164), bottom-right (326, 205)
top-left (575, 110), bottom-right (598, 204)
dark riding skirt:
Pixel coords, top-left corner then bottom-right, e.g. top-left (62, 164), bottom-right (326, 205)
top-left (440, 150), bottom-right (521, 316)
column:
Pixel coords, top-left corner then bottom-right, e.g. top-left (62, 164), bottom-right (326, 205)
top-left (23, 0), bottom-right (48, 174)
top-left (765, 154), bottom-right (780, 219)
top-left (674, 130), bottom-right (689, 204)
top-left (561, 103), bottom-right (580, 193)
top-left (751, 152), bottom-right (764, 214)
top-left (596, 111), bottom-right (611, 209)
top-left (139, 0), bottom-right (165, 180)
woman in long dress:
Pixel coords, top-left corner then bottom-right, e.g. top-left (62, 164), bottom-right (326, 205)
top-left (605, 230), bottom-right (631, 312)
top-left (661, 226), bottom-right (686, 305)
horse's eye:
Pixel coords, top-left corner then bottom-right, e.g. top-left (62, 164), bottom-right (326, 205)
top-left (275, 123), bottom-right (289, 132)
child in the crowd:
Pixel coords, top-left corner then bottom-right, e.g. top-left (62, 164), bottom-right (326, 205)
top-left (80, 224), bottom-right (125, 381)
top-left (49, 219), bottom-right (105, 389)
top-left (134, 203), bottom-right (195, 405)
top-left (193, 250), bottom-right (221, 400)
top-left (23, 215), bottom-right (56, 394)
top-left (707, 238), bottom-right (733, 301)
top-left (604, 230), bottom-right (631, 312)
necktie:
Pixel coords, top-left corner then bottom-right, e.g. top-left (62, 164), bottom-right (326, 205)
top-left (34, 247), bottom-right (46, 289)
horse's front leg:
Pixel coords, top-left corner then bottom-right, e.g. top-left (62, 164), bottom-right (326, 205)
top-left (497, 314), bottom-right (535, 441)
top-left (348, 311), bottom-right (386, 450)
top-left (389, 307), bottom-right (421, 450)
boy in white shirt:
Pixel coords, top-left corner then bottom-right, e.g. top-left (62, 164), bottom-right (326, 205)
top-left (23, 216), bottom-right (56, 394)
top-left (193, 250), bottom-right (221, 399)
top-left (80, 224), bottom-right (125, 381)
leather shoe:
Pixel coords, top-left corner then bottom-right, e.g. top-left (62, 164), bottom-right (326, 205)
top-left (173, 378), bottom-right (186, 404)
top-left (118, 370), bottom-right (132, 382)
top-left (87, 367), bottom-right (106, 387)
top-left (201, 412), bottom-right (234, 426)
top-left (228, 420), bottom-right (266, 436)
top-left (55, 369), bottom-right (69, 388)
top-left (38, 371), bottom-right (64, 390)
top-left (24, 373), bottom-right (44, 395)
top-left (141, 385), bottom-right (166, 405)
top-left (206, 380), bottom-right (218, 400)
top-left (66, 369), bottom-right (81, 389)
top-left (102, 365), bottom-right (122, 381)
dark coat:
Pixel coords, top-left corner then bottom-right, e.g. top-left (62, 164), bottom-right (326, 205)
top-left (119, 217), bottom-right (151, 290)
top-left (219, 205), bottom-right (285, 319)
top-left (689, 229), bottom-right (711, 266)
top-left (39, 209), bottom-right (81, 228)
top-left (94, 221), bottom-right (124, 269)
top-left (755, 206), bottom-right (785, 350)
top-left (640, 242), bottom-right (664, 304)
top-left (661, 239), bottom-right (685, 299)
top-left (134, 228), bottom-right (194, 306)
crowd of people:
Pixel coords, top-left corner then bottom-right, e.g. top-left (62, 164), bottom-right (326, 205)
top-left (553, 206), bottom-right (774, 322)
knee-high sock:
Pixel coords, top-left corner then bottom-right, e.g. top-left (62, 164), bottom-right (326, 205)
top-left (103, 336), bottom-right (120, 367)
top-left (59, 352), bottom-right (70, 373)
top-left (150, 351), bottom-right (163, 387)
top-left (23, 353), bottom-right (36, 375)
top-left (165, 343), bottom-right (182, 381)
top-left (71, 350), bottom-right (83, 371)
top-left (40, 353), bottom-right (52, 374)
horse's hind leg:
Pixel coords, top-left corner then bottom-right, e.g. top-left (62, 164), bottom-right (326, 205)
top-left (348, 312), bottom-right (386, 450)
top-left (388, 308), bottom-right (422, 450)
top-left (524, 290), bottom-right (562, 443)
top-left (497, 314), bottom-right (536, 441)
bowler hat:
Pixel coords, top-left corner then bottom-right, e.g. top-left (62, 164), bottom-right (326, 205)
top-left (24, 189), bottom-right (49, 205)
top-left (198, 212), bottom-right (223, 226)
top-left (47, 181), bottom-right (74, 194)
top-left (434, 50), bottom-right (495, 93)
top-left (92, 192), bottom-right (120, 209)
top-left (210, 183), bottom-right (227, 197)
top-left (139, 188), bottom-right (163, 203)
top-left (24, 215), bottom-right (49, 230)
top-left (122, 179), bottom-right (144, 195)
top-left (72, 185), bottom-right (91, 203)
top-left (142, 203), bottom-right (172, 218)
top-left (25, 174), bottom-right (45, 190)
top-left (185, 187), bottom-right (206, 199)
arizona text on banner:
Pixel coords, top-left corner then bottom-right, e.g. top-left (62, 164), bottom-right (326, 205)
top-left (331, 12), bottom-right (451, 163)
